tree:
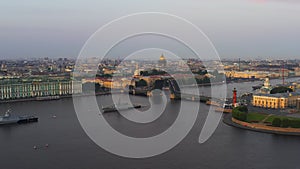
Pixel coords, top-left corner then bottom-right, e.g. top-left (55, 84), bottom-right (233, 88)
top-left (281, 118), bottom-right (290, 128)
top-left (272, 118), bottom-right (282, 127)
top-left (236, 106), bottom-right (248, 113)
top-left (135, 79), bottom-right (148, 87)
top-left (232, 107), bottom-right (248, 122)
top-left (239, 112), bottom-right (247, 121)
top-left (140, 71), bottom-right (149, 76)
top-left (270, 86), bottom-right (293, 94)
top-left (151, 69), bottom-right (159, 75)
top-left (290, 119), bottom-right (300, 128)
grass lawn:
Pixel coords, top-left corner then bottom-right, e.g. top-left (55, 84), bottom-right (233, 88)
top-left (265, 115), bottom-right (300, 123)
top-left (246, 113), bottom-right (268, 123)
top-left (244, 112), bottom-right (300, 123)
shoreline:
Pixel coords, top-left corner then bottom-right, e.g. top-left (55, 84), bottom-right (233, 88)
top-left (223, 114), bottom-right (300, 136)
top-left (0, 91), bottom-right (120, 104)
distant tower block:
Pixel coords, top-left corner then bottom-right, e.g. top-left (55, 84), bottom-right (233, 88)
top-left (233, 88), bottom-right (237, 106)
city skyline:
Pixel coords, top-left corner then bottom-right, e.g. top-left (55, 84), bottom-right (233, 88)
top-left (1, 0), bottom-right (300, 59)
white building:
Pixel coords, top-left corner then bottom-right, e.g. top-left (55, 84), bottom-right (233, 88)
top-left (0, 79), bottom-right (82, 100)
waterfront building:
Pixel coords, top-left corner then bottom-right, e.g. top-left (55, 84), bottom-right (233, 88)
top-left (252, 91), bottom-right (300, 109)
top-left (225, 71), bottom-right (280, 79)
top-left (0, 79), bottom-right (82, 100)
top-left (252, 94), bottom-right (288, 109)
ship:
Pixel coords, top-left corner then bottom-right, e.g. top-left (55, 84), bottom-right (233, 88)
top-left (36, 96), bottom-right (60, 101)
top-left (0, 109), bottom-right (38, 125)
top-left (102, 101), bottom-right (142, 113)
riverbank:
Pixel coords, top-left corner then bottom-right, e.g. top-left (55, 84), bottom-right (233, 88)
top-left (0, 91), bottom-right (122, 104)
top-left (223, 114), bottom-right (300, 136)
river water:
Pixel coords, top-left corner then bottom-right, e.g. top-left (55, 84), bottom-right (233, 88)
top-left (1, 77), bottom-right (300, 169)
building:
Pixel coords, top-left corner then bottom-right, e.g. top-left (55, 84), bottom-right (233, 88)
top-left (252, 92), bottom-right (300, 109)
top-left (287, 92), bottom-right (300, 107)
top-left (259, 77), bottom-right (273, 94)
top-left (252, 93), bottom-right (288, 109)
top-left (158, 54), bottom-right (167, 67)
top-left (225, 71), bottom-right (280, 79)
top-left (297, 98), bottom-right (300, 111)
top-left (0, 79), bottom-right (82, 100)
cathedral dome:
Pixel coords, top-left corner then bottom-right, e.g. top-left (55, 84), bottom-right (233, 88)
top-left (158, 54), bottom-right (167, 66)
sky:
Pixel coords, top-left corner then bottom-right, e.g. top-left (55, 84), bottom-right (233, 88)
top-left (0, 0), bottom-right (300, 60)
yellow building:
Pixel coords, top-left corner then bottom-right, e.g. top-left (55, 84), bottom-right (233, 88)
top-left (225, 71), bottom-right (280, 79)
top-left (253, 94), bottom-right (288, 109)
top-left (288, 93), bottom-right (300, 107)
top-left (253, 92), bottom-right (300, 109)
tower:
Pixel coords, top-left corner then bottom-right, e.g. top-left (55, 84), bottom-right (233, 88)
top-left (133, 63), bottom-right (140, 77)
top-left (264, 77), bottom-right (270, 88)
top-left (233, 88), bottom-right (237, 106)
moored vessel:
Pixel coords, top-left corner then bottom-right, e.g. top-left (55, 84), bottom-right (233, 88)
top-left (102, 102), bottom-right (142, 113)
top-left (36, 96), bottom-right (60, 101)
top-left (0, 109), bottom-right (38, 125)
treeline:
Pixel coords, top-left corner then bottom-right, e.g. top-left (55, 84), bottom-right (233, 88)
top-left (232, 106), bottom-right (300, 129)
top-left (272, 117), bottom-right (300, 128)
top-left (140, 69), bottom-right (167, 76)
top-left (232, 106), bottom-right (248, 122)
top-left (270, 86), bottom-right (293, 94)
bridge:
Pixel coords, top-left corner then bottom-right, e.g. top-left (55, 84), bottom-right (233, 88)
top-left (168, 79), bottom-right (211, 102)
top-left (130, 79), bottom-right (228, 105)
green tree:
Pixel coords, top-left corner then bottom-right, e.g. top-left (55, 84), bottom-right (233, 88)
top-left (270, 86), bottom-right (293, 94)
top-left (239, 112), bottom-right (247, 122)
top-left (272, 118), bottom-right (282, 127)
top-left (281, 118), bottom-right (290, 128)
top-left (140, 71), bottom-right (149, 76)
top-left (290, 119), bottom-right (300, 128)
top-left (135, 79), bottom-right (148, 87)
top-left (232, 107), bottom-right (248, 122)
top-left (236, 106), bottom-right (248, 113)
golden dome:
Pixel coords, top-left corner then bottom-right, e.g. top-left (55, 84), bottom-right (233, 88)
top-left (159, 54), bottom-right (166, 61)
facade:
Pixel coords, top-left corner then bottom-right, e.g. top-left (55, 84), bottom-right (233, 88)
top-left (288, 93), bottom-right (300, 107)
top-left (252, 94), bottom-right (288, 109)
top-left (297, 98), bottom-right (300, 111)
top-left (252, 92), bottom-right (300, 109)
top-left (225, 71), bottom-right (280, 79)
top-left (0, 79), bottom-right (82, 100)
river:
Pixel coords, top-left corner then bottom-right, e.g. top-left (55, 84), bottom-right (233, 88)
top-left (0, 77), bottom-right (300, 169)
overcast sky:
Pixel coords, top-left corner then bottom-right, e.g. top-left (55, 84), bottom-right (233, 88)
top-left (0, 0), bottom-right (299, 60)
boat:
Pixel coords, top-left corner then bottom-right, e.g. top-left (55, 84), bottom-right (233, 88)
top-left (206, 100), bottom-right (222, 107)
top-left (0, 109), bottom-right (38, 125)
top-left (36, 96), bottom-right (60, 101)
top-left (102, 101), bottom-right (142, 113)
